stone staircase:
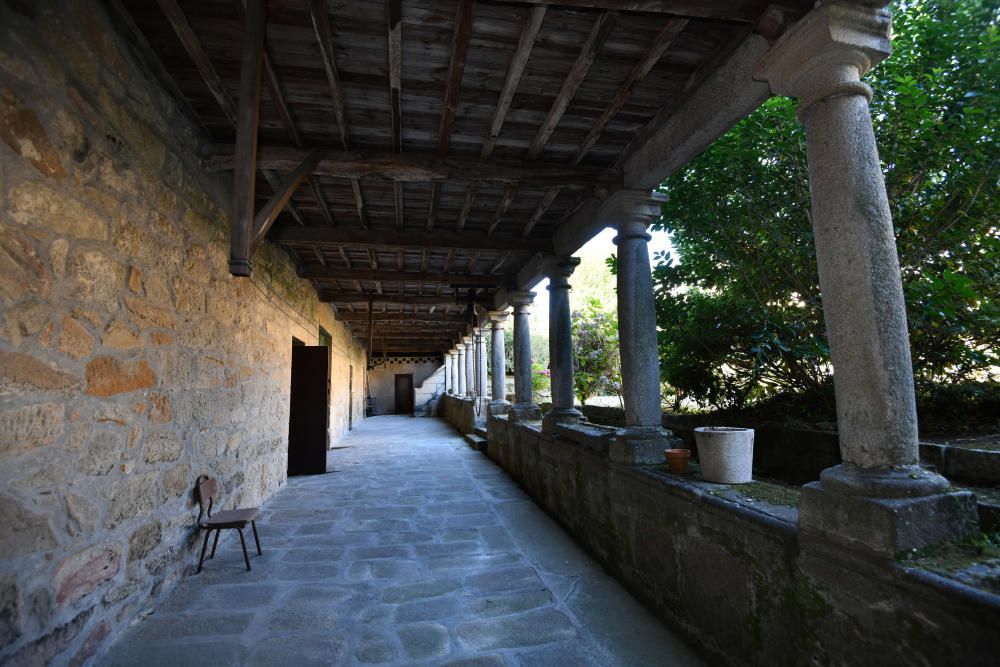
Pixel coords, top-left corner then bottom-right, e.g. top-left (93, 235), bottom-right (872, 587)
top-left (464, 425), bottom-right (488, 452)
top-left (413, 364), bottom-right (446, 416)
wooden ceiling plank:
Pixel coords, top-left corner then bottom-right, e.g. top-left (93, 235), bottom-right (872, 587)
top-left (228, 0), bottom-right (266, 277)
top-left (490, 251), bottom-right (510, 274)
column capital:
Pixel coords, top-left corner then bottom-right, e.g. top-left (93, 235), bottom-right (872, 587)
top-left (603, 189), bottom-right (667, 226)
top-left (488, 310), bottom-right (509, 327)
top-left (754, 2), bottom-right (892, 114)
top-left (547, 256), bottom-right (580, 289)
top-left (508, 290), bottom-right (536, 314)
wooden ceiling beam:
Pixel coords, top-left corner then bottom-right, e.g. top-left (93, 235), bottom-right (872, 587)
top-left (387, 0), bottom-right (403, 154)
top-left (438, 0), bottom-right (477, 155)
top-left (336, 313), bottom-right (467, 322)
top-left (207, 147), bottom-right (616, 187)
top-left (228, 0), bottom-right (266, 277)
top-left (303, 268), bottom-right (505, 287)
top-left (319, 293), bottom-right (484, 305)
top-left (276, 227), bottom-right (551, 253)
top-left (488, 0), bottom-right (802, 22)
top-left (309, 177), bottom-right (335, 226)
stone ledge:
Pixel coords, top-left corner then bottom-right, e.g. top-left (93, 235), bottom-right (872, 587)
top-left (553, 422), bottom-right (616, 456)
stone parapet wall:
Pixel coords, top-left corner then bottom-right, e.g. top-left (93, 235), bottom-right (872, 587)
top-left (0, 2), bottom-right (365, 663)
top-left (485, 416), bottom-right (1000, 666)
top-left (440, 395), bottom-right (483, 435)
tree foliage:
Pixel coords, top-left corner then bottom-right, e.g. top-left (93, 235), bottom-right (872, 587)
top-left (653, 0), bottom-right (999, 410)
top-left (571, 298), bottom-right (622, 405)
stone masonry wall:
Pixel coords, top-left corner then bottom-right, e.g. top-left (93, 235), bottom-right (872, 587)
top-left (0, 2), bottom-right (365, 664)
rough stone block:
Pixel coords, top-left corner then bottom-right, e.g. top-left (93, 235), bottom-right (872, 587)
top-left (54, 543), bottom-right (122, 606)
top-left (0, 492), bottom-right (58, 558)
top-left (0, 402), bottom-right (65, 456)
top-left (609, 427), bottom-right (682, 465)
top-left (397, 622), bottom-right (450, 660)
top-left (799, 483), bottom-right (979, 557)
top-left (85, 356), bottom-right (155, 396)
top-left (0, 350), bottom-right (79, 395)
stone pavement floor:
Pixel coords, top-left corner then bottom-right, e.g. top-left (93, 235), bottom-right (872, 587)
top-left (102, 416), bottom-right (705, 666)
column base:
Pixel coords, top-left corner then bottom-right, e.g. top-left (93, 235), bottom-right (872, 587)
top-left (609, 426), bottom-right (682, 465)
top-left (799, 464), bottom-right (979, 558)
top-left (488, 400), bottom-right (511, 417)
top-left (542, 408), bottom-right (585, 433)
top-left (508, 402), bottom-right (542, 423)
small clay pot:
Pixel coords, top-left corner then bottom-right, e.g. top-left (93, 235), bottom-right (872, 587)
top-left (664, 448), bottom-right (691, 474)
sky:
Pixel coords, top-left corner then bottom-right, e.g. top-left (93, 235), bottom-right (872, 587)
top-left (527, 227), bottom-right (675, 331)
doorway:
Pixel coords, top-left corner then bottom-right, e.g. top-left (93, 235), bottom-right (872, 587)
top-left (394, 373), bottom-right (414, 415)
top-left (288, 341), bottom-right (329, 475)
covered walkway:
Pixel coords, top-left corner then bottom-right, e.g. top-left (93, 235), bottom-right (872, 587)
top-left (102, 416), bottom-right (703, 666)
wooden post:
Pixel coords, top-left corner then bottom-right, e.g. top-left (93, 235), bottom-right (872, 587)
top-left (229, 0), bottom-right (266, 276)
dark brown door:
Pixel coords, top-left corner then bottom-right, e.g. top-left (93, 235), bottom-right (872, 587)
top-left (394, 373), bottom-right (414, 414)
top-left (288, 345), bottom-right (329, 475)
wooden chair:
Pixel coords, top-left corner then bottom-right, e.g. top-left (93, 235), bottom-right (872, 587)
top-left (195, 475), bottom-right (262, 572)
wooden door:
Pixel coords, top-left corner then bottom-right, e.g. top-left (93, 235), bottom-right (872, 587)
top-left (394, 373), bottom-right (414, 414)
top-left (288, 345), bottom-right (329, 475)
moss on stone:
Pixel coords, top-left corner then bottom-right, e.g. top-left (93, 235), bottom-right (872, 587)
top-left (707, 480), bottom-right (801, 507)
top-left (905, 532), bottom-right (1000, 572)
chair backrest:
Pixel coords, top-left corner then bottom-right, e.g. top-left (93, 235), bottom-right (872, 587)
top-left (196, 475), bottom-right (220, 525)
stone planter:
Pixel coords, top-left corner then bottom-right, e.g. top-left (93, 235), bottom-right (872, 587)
top-left (694, 427), bottom-right (754, 484)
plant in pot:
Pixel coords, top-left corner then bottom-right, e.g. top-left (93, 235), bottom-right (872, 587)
top-left (693, 427), bottom-right (754, 484)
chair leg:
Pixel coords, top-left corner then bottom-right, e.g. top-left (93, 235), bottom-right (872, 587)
top-left (197, 529), bottom-right (211, 574)
top-left (251, 520), bottom-right (262, 555)
top-left (238, 528), bottom-right (251, 571)
top-left (209, 529), bottom-right (221, 559)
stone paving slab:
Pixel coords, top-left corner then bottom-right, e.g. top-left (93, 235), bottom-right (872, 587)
top-left (101, 416), bottom-right (705, 666)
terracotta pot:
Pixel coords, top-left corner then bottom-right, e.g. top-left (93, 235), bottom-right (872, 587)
top-left (694, 426), bottom-right (754, 484)
top-left (664, 448), bottom-right (691, 474)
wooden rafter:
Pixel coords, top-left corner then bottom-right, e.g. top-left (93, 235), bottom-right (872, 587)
top-left (276, 227), bottom-right (550, 253)
top-left (310, 178), bottom-right (335, 226)
top-left (336, 312), bottom-right (468, 322)
top-left (386, 0), bottom-right (404, 228)
top-left (252, 151), bottom-right (322, 247)
top-left (438, 0), bottom-right (476, 155)
top-left (527, 11), bottom-right (618, 160)
top-left (308, 0), bottom-right (369, 229)
top-left (154, 0), bottom-right (237, 125)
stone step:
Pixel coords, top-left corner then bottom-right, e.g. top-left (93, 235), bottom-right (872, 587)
top-left (474, 426), bottom-right (488, 439)
top-left (464, 433), bottom-right (488, 452)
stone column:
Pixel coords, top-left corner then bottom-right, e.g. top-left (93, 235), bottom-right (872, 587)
top-left (464, 335), bottom-right (475, 399)
top-left (543, 257), bottom-right (584, 432)
top-left (456, 344), bottom-right (466, 397)
top-left (488, 310), bottom-right (511, 416)
top-left (755, 1), bottom-right (975, 556)
top-left (478, 328), bottom-right (489, 400)
top-left (609, 191), bottom-right (680, 463)
top-left (447, 350), bottom-right (457, 394)
top-left (508, 291), bottom-right (541, 422)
